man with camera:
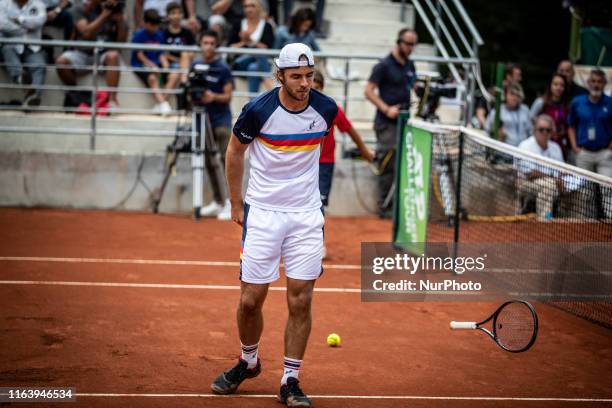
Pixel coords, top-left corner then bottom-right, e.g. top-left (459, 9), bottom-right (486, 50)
top-left (191, 30), bottom-right (234, 220)
top-left (55, 0), bottom-right (127, 110)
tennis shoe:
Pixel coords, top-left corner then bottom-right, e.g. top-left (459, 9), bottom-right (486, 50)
top-left (210, 358), bottom-right (261, 395)
top-left (278, 377), bottom-right (311, 407)
top-left (200, 200), bottom-right (223, 217)
top-left (217, 199), bottom-right (232, 220)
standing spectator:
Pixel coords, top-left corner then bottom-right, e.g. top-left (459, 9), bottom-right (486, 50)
top-left (313, 69), bottom-right (373, 258)
top-left (568, 69), bottom-right (612, 177)
top-left (229, 0), bottom-right (274, 95)
top-left (568, 69), bottom-right (612, 218)
top-left (274, 7), bottom-right (319, 51)
top-left (364, 28), bottom-right (417, 217)
top-left (131, 9), bottom-right (171, 115)
top-left (0, 0), bottom-right (47, 107)
top-left (134, 0), bottom-right (200, 35)
top-left (557, 59), bottom-right (588, 100)
top-left (503, 62), bottom-right (522, 87)
top-left (42, 0), bottom-right (73, 40)
top-left (516, 114), bottom-right (565, 220)
top-left (194, 30), bottom-right (235, 220)
top-left (162, 2), bottom-right (195, 91)
top-left (530, 73), bottom-right (570, 159)
top-left (486, 83), bottom-right (532, 147)
top-left (55, 0), bottom-right (127, 110)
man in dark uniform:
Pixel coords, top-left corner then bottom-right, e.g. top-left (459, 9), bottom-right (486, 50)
top-left (364, 28), bottom-right (417, 217)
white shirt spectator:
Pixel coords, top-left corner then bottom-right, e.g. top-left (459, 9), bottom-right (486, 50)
top-left (0, 0), bottom-right (46, 53)
top-left (516, 135), bottom-right (564, 177)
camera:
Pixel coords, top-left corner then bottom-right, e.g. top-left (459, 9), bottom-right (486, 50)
top-left (181, 64), bottom-right (223, 108)
top-left (415, 78), bottom-right (457, 121)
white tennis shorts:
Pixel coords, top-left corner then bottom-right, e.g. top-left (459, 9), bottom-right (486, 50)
top-left (240, 203), bottom-right (324, 284)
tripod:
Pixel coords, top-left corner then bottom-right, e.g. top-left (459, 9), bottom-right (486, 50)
top-left (151, 106), bottom-right (227, 219)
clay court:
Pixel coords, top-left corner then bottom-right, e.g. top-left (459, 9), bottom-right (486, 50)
top-left (1, 208), bottom-right (611, 407)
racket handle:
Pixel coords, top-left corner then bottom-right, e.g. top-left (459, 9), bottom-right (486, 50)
top-left (450, 321), bottom-right (477, 330)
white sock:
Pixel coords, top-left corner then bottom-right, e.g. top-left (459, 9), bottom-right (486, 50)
top-left (281, 357), bottom-right (302, 385)
top-left (240, 342), bottom-right (259, 369)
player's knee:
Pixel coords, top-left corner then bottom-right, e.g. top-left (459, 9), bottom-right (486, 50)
top-left (239, 295), bottom-right (263, 316)
top-left (287, 292), bottom-right (312, 317)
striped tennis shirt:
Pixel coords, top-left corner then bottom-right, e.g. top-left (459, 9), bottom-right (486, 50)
top-left (233, 87), bottom-right (338, 212)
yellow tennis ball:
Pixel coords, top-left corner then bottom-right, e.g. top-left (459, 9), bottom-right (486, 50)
top-left (327, 333), bottom-right (341, 347)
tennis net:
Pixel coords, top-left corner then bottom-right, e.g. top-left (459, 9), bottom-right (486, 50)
top-left (413, 120), bottom-right (612, 328)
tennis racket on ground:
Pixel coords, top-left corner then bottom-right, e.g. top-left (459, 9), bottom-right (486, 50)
top-left (450, 300), bottom-right (538, 353)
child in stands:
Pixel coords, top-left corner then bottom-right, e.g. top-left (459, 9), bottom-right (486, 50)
top-left (131, 9), bottom-right (171, 115)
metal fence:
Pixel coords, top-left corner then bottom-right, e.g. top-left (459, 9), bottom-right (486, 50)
top-left (0, 38), bottom-right (479, 150)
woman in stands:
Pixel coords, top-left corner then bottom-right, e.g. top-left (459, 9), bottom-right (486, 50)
top-left (229, 0), bottom-right (275, 95)
top-left (530, 73), bottom-right (570, 160)
top-left (274, 7), bottom-right (320, 52)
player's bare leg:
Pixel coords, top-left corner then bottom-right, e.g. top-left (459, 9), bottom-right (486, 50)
top-left (211, 282), bottom-right (268, 394)
top-left (237, 282), bottom-right (269, 345)
top-left (279, 277), bottom-right (315, 407)
top-left (285, 278), bottom-right (315, 358)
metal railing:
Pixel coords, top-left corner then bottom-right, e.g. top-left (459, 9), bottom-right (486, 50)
top-left (411, 0), bottom-right (484, 124)
top-left (0, 37), bottom-right (479, 150)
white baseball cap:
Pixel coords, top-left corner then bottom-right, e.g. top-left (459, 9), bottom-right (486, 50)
top-left (274, 43), bottom-right (315, 69)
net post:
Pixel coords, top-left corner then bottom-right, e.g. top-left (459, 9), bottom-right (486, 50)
top-left (392, 110), bottom-right (411, 242)
top-left (452, 129), bottom-right (465, 256)
top-left (492, 62), bottom-right (504, 140)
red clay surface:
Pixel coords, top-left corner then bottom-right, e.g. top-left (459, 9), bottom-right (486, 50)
top-left (0, 208), bottom-right (611, 408)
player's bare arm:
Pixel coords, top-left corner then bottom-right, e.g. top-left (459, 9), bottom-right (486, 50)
top-left (225, 135), bottom-right (249, 225)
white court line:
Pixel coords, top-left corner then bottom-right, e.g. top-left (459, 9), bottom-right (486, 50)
top-left (0, 256), bottom-right (360, 270)
top-left (0, 280), bottom-right (361, 293)
top-left (74, 393), bottom-right (612, 402)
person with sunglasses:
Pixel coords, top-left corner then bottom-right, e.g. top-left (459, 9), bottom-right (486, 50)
top-left (364, 27), bottom-right (418, 218)
top-left (516, 114), bottom-right (565, 221)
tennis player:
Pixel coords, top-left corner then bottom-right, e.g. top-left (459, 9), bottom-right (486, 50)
top-left (210, 43), bottom-right (337, 407)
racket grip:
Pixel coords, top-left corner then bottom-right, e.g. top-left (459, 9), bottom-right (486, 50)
top-left (450, 321), bottom-right (477, 330)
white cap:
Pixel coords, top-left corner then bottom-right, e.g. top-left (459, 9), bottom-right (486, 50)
top-left (274, 43), bottom-right (315, 69)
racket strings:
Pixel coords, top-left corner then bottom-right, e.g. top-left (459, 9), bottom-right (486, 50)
top-left (495, 303), bottom-right (536, 351)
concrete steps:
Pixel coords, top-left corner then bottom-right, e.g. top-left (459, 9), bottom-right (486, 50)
top-left (327, 0), bottom-right (413, 23)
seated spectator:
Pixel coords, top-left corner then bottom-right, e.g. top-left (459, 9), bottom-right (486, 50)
top-left (274, 7), bottom-right (319, 51)
top-left (55, 0), bottom-right (127, 110)
top-left (530, 73), bottom-right (570, 160)
top-left (229, 0), bottom-right (274, 95)
top-left (207, 14), bottom-right (227, 46)
top-left (42, 0), bottom-right (73, 40)
top-left (557, 60), bottom-right (588, 100)
top-left (163, 2), bottom-right (195, 90)
top-left (131, 9), bottom-right (171, 115)
top-left (485, 83), bottom-right (532, 147)
top-left (0, 0), bottom-right (47, 107)
top-left (193, 30), bottom-right (234, 220)
top-left (516, 114), bottom-right (565, 221)
top-left (283, 0), bottom-right (325, 37)
top-left (134, 0), bottom-right (200, 35)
